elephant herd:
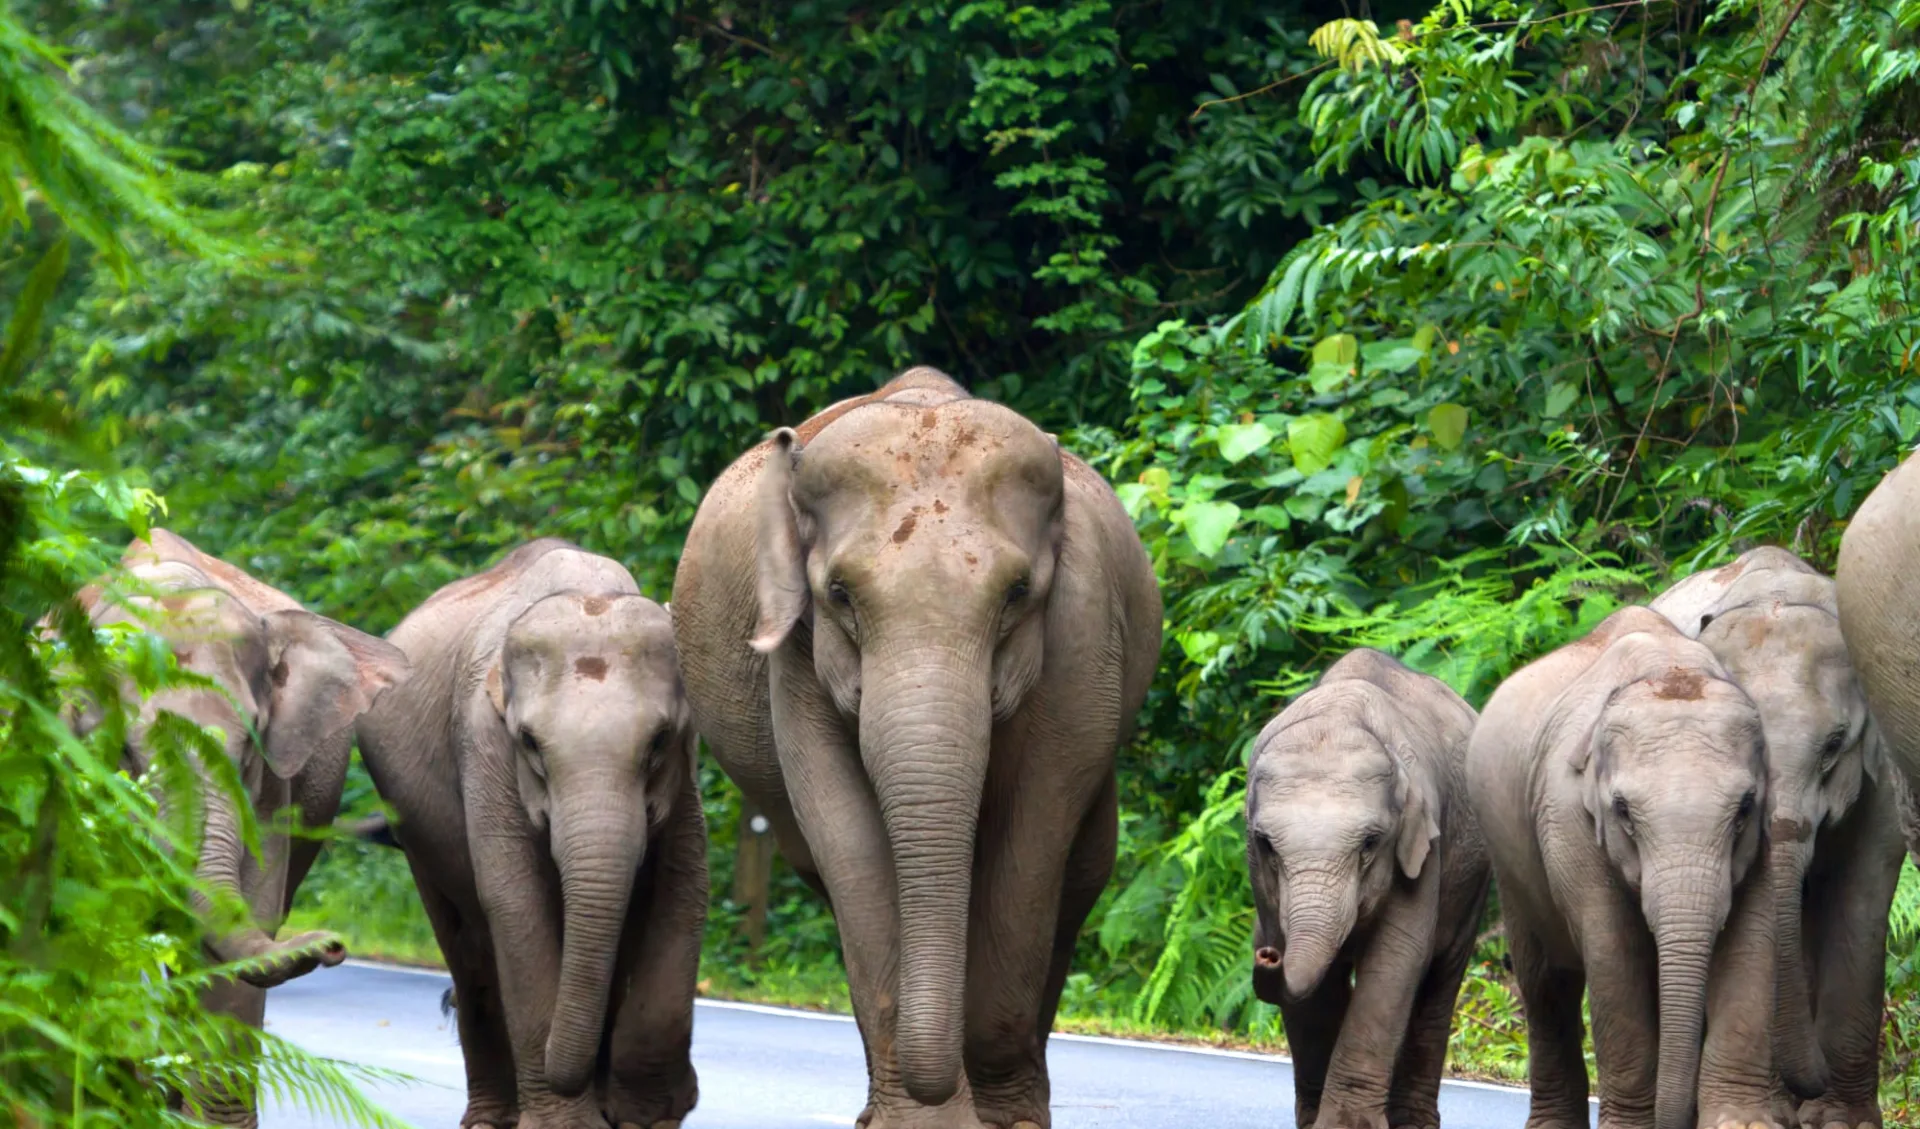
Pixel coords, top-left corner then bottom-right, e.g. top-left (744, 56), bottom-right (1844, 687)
top-left (66, 364), bottom-right (1920, 1129)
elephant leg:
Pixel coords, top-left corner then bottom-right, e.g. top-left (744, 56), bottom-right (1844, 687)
top-left (767, 654), bottom-right (978, 1129)
top-left (961, 759), bottom-right (1114, 1129)
top-left (1578, 903), bottom-right (1658, 1129)
top-left (602, 780), bottom-right (708, 1129)
top-left (191, 977), bottom-right (268, 1128)
top-left (1698, 862), bottom-right (1781, 1127)
top-left (1033, 775), bottom-right (1118, 1041)
top-left (471, 821), bottom-right (601, 1128)
top-left (410, 862), bottom-right (519, 1128)
top-left (1278, 969), bottom-right (1352, 1129)
top-left (1316, 875), bottom-right (1439, 1129)
top-left (1389, 876), bottom-right (1489, 1129)
top-left (1797, 792), bottom-right (1905, 1129)
top-left (1506, 922), bottom-right (1590, 1129)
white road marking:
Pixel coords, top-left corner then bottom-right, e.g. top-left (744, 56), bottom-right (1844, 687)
top-left (340, 959), bottom-right (1596, 1103)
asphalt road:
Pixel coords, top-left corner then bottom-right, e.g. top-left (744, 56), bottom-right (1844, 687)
top-left (262, 961), bottom-right (1587, 1129)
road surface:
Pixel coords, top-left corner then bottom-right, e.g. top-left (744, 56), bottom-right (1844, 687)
top-left (262, 961), bottom-right (1585, 1129)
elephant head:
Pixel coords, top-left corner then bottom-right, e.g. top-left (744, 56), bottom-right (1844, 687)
top-left (1245, 683), bottom-right (1440, 1003)
top-left (1572, 661), bottom-right (1769, 1129)
top-left (483, 591), bottom-right (688, 1095)
top-left (98, 561), bottom-right (410, 986)
top-left (1692, 580), bottom-right (1875, 1098)
top-left (749, 386), bottom-right (1065, 1105)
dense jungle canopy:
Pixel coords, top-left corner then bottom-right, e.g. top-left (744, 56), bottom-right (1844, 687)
top-left (5, 0), bottom-right (1920, 1121)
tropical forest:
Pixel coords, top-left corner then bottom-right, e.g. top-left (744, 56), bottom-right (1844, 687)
top-left (4, 0), bottom-right (1920, 1125)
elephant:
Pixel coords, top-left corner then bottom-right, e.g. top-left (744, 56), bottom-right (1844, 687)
top-left (1245, 648), bottom-right (1489, 1129)
top-left (1652, 547), bottom-right (1904, 1129)
top-left (79, 529), bottom-right (411, 1126)
top-left (1466, 606), bottom-right (1779, 1129)
top-left (355, 539), bottom-right (706, 1129)
top-left (671, 366), bottom-right (1162, 1129)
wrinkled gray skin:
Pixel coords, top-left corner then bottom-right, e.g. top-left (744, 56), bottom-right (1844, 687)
top-left (1653, 548), bottom-right (1904, 1129)
top-left (81, 530), bottom-right (410, 1128)
top-left (1837, 454), bottom-right (1920, 1129)
top-left (672, 368), bottom-right (1161, 1129)
top-left (1467, 607), bottom-right (1778, 1129)
top-left (1245, 648), bottom-right (1489, 1129)
top-left (356, 541), bottom-right (706, 1129)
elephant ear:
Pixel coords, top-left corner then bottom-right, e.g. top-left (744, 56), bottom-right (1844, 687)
top-left (1861, 711), bottom-right (1891, 785)
top-left (260, 610), bottom-right (412, 780)
top-left (751, 428), bottom-right (810, 654)
top-left (1391, 754), bottom-right (1442, 880)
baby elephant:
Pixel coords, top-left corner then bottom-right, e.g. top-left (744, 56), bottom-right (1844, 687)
top-left (1469, 607), bottom-right (1777, 1129)
top-left (1246, 648), bottom-right (1489, 1129)
top-left (356, 540), bottom-right (706, 1129)
top-left (1653, 547), bottom-right (1904, 1129)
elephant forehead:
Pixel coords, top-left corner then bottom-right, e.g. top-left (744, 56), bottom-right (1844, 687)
top-left (1254, 723), bottom-right (1393, 786)
top-left (797, 402), bottom-right (1061, 497)
top-left (1601, 688), bottom-right (1762, 759)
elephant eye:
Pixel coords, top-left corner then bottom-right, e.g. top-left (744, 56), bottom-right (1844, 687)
top-left (828, 578), bottom-right (852, 607)
top-left (647, 727), bottom-right (670, 756)
top-left (1253, 832), bottom-right (1275, 856)
top-left (1819, 728), bottom-right (1846, 764)
top-left (1736, 791), bottom-right (1756, 821)
top-left (1611, 794), bottom-right (1631, 827)
top-left (1005, 577), bottom-right (1030, 606)
top-left (1359, 830), bottom-right (1382, 853)
top-left (521, 730), bottom-right (543, 758)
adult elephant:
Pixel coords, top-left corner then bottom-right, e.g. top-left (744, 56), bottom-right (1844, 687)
top-left (1468, 606), bottom-right (1777, 1129)
top-left (1653, 547), bottom-right (1904, 1129)
top-left (672, 367), bottom-right (1161, 1129)
top-left (81, 530), bottom-right (410, 1127)
top-left (356, 540), bottom-right (705, 1129)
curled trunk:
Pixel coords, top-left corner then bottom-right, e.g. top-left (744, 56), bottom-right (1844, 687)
top-left (1280, 865), bottom-right (1356, 1000)
top-left (1769, 835), bottom-right (1828, 1098)
top-left (189, 756), bottom-right (326, 986)
top-left (544, 790), bottom-right (647, 1095)
top-left (861, 647), bottom-right (990, 1107)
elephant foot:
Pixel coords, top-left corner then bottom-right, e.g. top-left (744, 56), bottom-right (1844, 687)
top-left (460, 1094), bottom-right (518, 1128)
top-left (1699, 1112), bottom-right (1786, 1129)
top-left (514, 1096), bottom-right (608, 1129)
top-left (603, 1065), bottom-right (697, 1129)
top-left (1793, 1096), bottom-right (1883, 1129)
top-left (1311, 1099), bottom-right (1390, 1129)
top-left (858, 1099), bottom-right (988, 1129)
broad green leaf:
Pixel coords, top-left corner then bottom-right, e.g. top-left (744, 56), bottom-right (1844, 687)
top-left (1543, 382), bottom-right (1579, 418)
top-left (1178, 629), bottom-right (1222, 663)
top-left (1428, 403), bottom-right (1468, 451)
top-left (1361, 338), bottom-right (1422, 374)
top-left (1214, 421), bottom-right (1274, 464)
top-left (1179, 500), bottom-right (1242, 557)
top-left (1311, 334), bottom-right (1358, 367)
top-left (1287, 414), bottom-right (1348, 474)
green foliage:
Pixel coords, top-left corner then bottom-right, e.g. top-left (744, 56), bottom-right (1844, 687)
top-left (16, 0), bottom-right (1920, 1108)
top-left (0, 6), bottom-right (399, 1123)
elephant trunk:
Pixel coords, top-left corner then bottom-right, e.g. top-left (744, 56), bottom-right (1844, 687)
top-left (187, 736), bottom-right (320, 983)
top-left (1279, 864), bottom-right (1356, 1000)
top-left (544, 786), bottom-right (647, 1095)
top-left (1769, 831), bottom-right (1828, 1098)
top-left (861, 646), bottom-right (990, 1108)
top-left (1647, 870), bottom-right (1719, 1129)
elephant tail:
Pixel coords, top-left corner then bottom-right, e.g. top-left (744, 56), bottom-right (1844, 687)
top-left (440, 985), bottom-right (460, 1046)
top-left (346, 813), bottom-right (403, 850)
